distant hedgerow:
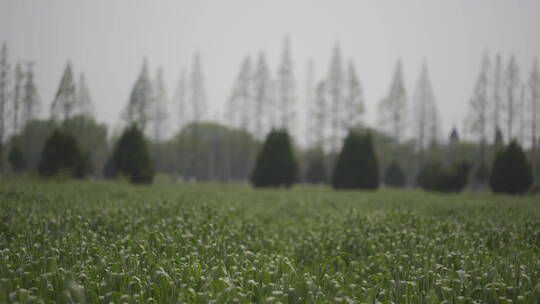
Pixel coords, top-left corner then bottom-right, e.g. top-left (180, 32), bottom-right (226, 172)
top-left (417, 160), bottom-right (470, 192)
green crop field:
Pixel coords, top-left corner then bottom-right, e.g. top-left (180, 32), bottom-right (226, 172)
top-left (1, 180), bottom-right (539, 303)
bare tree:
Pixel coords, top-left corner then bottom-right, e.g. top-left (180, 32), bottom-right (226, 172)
top-left (172, 67), bottom-right (187, 177)
top-left (326, 43), bottom-right (345, 152)
top-left (124, 58), bottom-right (153, 132)
top-left (492, 54), bottom-right (503, 141)
top-left (517, 82), bottom-right (527, 145)
top-left (21, 63), bottom-right (40, 126)
top-left (413, 61), bottom-right (440, 152)
top-left (304, 60), bottom-right (316, 148)
top-left (313, 80), bottom-right (328, 151)
top-left (188, 52), bottom-right (207, 180)
top-left (503, 55), bottom-right (520, 142)
top-left (466, 53), bottom-right (490, 168)
top-left (12, 62), bottom-right (24, 135)
top-left (190, 52), bottom-right (207, 125)
top-left (174, 68), bottom-right (187, 132)
top-left (344, 60), bottom-right (365, 130)
top-left (227, 56), bottom-right (253, 131)
top-left (277, 36), bottom-right (296, 132)
top-left (151, 67), bottom-right (168, 142)
top-left (0, 42), bottom-right (9, 174)
top-left (224, 56), bottom-right (255, 181)
top-left (51, 62), bottom-right (77, 122)
top-left (529, 59), bottom-right (540, 178)
top-left (378, 60), bottom-right (407, 142)
top-left (253, 52), bottom-right (272, 139)
top-left (76, 73), bottom-right (95, 118)
top-left (188, 52), bottom-right (208, 123)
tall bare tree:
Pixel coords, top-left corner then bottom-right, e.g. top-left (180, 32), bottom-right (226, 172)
top-left (492, 54), bottom-right (503, 141)
top-left (313, 80), bottom-right (328, 151)
top-left (413, 61), bottom-right (440, 151)
top-left (529, 59), bottom-right (540, 178)
top-left (188, 52), bottom-right (207, 179)
top-left (0, 42), bottom-right (9, 174)
top-left (190, 52), bottom-right (207, 125)
top-left (344, 60), bottom-right (365, 130)
top-left (503, 55), bottom-right (520, 142)
top-left (172, 67), bottom-right (187, 177)
top-left (466, 53), bottom-right (490, 169)
top-left (151, 67), bottom-right (168, 142)
top-left (227, 56), bottom-right (253, 131)
top-left (51, 62), bottom-right (77, 122)
top-left (21, 63), bottom-right (40, 126)
top-left (174, 68), bottom-right (187, 132)
top-left (517, 82), bottom-right (527, 145)
top-left (326, 43), bottom-right (345, 152)
top-left (12, 62), bottom-right (24, 135)
top-left (277, 36), bottom-right (296, 132)
top-left (304, 60), bottom-right (316, 148)
top-left (253, 52), bottom-right (272, 139)
top-left (76, 73), bottom-right (95, 118)
top-left (124, 59), bottom-right (153, 132)
top-left (378, 60), bottom-right (407, 142)
top-left (225, 56), bottom-right (253, 181)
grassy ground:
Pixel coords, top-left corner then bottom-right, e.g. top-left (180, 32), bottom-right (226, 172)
top-left (1, 180), bottom-right (539, 303)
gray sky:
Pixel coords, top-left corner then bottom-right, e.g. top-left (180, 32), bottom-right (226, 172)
top-left (1, 0), bottom-right (540, 140)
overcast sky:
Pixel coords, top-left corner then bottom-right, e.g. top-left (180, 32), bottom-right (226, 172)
top-left (1, 0), bottom-right (539, 139)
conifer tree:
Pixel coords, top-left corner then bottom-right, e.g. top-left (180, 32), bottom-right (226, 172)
top-left (490, 141), bottom-right (532, 194)
top-left (384, 161), bottom-right (406, 187)
top-left (251, 129), bottom-right (297, 188)
top-left (332, 131), bottom-right (379, 189)
top-left (8, 145), bottom-right (26, 173)
top-left (112, 125), bottom-right (154, 184)
top-left (305, 155), bottom-right (327, 184)
top-left (38, 129), bottom-right (86, 178)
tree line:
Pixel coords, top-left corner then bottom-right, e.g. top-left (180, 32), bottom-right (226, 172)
top-left (0, 39), bottom-right (539, 192)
